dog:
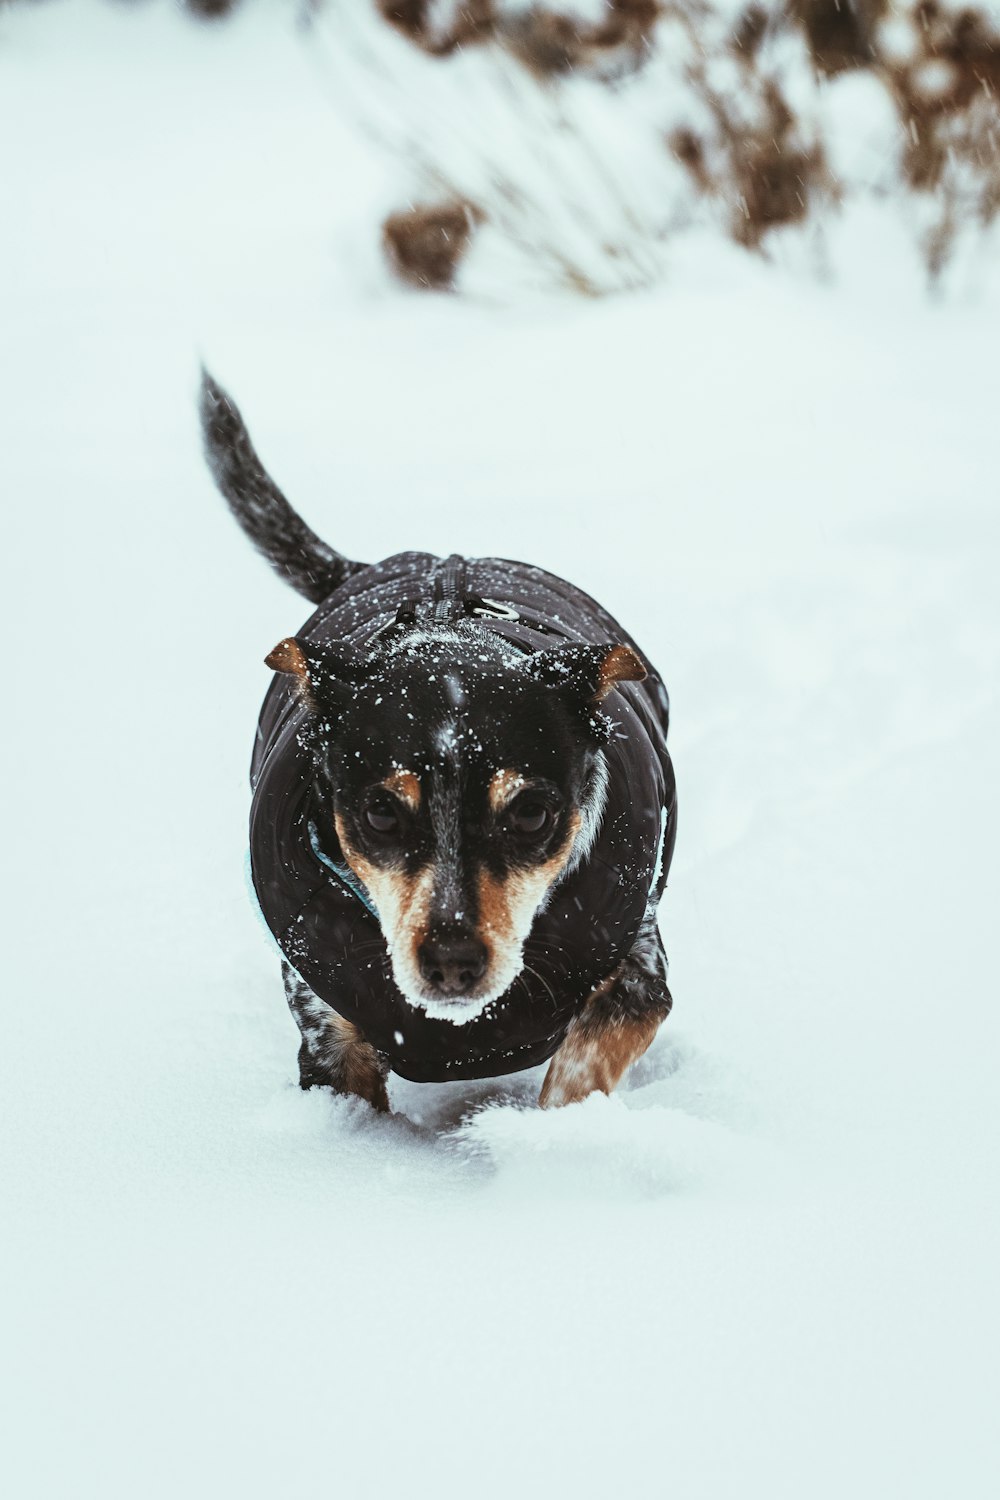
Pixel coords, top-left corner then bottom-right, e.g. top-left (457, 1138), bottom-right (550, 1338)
top-left (200, 370), bottom-right (677, 1110)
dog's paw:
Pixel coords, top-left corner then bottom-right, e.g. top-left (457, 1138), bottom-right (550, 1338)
top-left (539, 1009), bottom-right (663, 1108)
top-left (538, 1046), bottom-right (612, 1109)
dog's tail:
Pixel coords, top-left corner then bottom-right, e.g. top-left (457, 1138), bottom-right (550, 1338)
top-left (199, 368), bottom-right (364, 604)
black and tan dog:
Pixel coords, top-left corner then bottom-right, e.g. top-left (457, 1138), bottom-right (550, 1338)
top-left (201, 371), bottom-right (677, 1111)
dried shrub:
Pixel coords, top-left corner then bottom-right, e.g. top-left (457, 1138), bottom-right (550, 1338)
top-left (878, 2), bottom-right (1000, 272)
top-left (498, 3), bottom-right (660, 78)
top-left (344, 0), bottom-right (1000, 289)
top-left (185, 0), bottom-right (241, 17)
top-left (672, 67), bottom-right (834, 249)
top-left (789, 0), bottom-right (886, 76)
top-left (730, 100), bottom-right (829, 245)
top-left (377, 0), bottom-right (497, 55)
top-left (730, 5), bottom-right (771, 63)
top-left (375, 1), bottom-right (660, 77)
top-left (376, 0), bottom-right (429, 40)
top-left (886, 4), bottom-right (1000, 183)
top-left (668, 126), bottom-right (713, 193)
top-left (499, 10), bottom-right (587, 76)
top-left (382, 201), bottom-right (482, 289)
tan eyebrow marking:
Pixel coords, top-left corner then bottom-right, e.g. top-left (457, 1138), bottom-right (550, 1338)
top-left (382, 770), bottom-right (421, 811)
top-left (488, 768), bottom-right (529, 813)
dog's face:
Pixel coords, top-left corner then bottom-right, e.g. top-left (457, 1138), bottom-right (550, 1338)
top-left (267, 627), bottom-right (644, 1023)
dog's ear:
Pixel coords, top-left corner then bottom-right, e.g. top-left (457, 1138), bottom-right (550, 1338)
top-left (265, 637), bottom-right (311, 679)
top-left (528, 643), bottom-right (646, 704)
top-left (265, 637), bottom-right (371, 703)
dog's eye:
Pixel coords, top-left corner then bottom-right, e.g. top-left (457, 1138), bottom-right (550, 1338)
top-left (508, 799), bottom-right (553, 837)
top-left (363, 797), bottom-right (401, 836)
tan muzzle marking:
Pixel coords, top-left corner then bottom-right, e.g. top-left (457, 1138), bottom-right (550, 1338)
top-left (334, 814), bottom-right (435, 999)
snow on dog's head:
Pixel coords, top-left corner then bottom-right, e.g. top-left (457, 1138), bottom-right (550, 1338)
top-left (266, 624), bottom-right (643, 1019)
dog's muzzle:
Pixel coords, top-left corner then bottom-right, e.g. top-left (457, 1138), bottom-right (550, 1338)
top-left (417, 932), bottom-right (489, 998)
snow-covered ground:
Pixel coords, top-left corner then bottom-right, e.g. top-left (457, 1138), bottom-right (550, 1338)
top-left (2, 3), bottom-right (999, 1496)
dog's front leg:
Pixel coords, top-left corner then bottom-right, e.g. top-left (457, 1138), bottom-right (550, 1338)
top-left (282, 962), bottom-right (390, 1112)
top-left (539, 907), bottom-right (671, 1109)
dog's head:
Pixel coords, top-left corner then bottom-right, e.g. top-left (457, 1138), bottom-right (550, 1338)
top-left (267, 625), bottom-right (644, 1023)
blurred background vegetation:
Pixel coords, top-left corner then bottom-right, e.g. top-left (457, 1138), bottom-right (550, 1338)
top-left (12, 0), bottom-right (999, 291)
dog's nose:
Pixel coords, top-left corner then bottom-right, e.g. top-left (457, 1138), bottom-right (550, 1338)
top-left (419, 934), bottom-right (488, 995)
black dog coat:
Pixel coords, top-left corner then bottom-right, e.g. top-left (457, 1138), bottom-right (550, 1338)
top-left (249, 553), bottom-right (677, 1082)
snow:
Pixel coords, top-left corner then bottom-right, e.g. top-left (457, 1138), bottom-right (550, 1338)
top-left (2, 2), bottom-right (999, 1497)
